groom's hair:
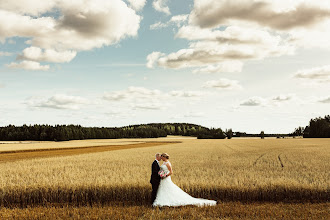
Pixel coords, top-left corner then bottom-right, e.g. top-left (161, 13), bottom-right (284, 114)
top-left (155, 153), bottom-right (161, 158)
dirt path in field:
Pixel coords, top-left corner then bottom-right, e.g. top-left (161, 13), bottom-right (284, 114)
top-left (0, 141), bottom-right (178, 163)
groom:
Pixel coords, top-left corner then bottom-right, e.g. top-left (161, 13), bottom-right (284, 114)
top-left (150, 153), bottom-right (161, 204)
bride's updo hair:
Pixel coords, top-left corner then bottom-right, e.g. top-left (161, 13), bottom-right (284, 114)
top-left (161, 153), bottom-right (170, 159)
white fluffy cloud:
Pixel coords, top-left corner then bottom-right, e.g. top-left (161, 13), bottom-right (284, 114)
top-left (294, 65), bottom-right (330, 82)
top-left (126, 0), bottom-right (146, 11)
top-left (171, 15), bottom-right (189, 25)
top-left (240, 96), bottom-right (268, 107)
top-left (272, 94), bottom-right (294, 102)
top-left (150, 22), bottom-right (169, 30)
top-left (146, 52), bottom-right (165, 68)
top-left (240, 94), bottom-right (295, 107)
top-left (149, 37), bottom-right (292, 70)
top-left (18, 47), bottom-right (77, 63)
top-left (0, 0), bottom-right (56, 16)
top-left (147, 0), bottom-right (330, 72)
top-left (27, 94), bottom-right (89, 110)
top-left (188, 0), bottom-right (330, 50)
top-left (0, 0), bottom-right (141, 70)
top-left (319, 97), bottom-right (330, 103)
top-left (150, 14), bottom-right (188, 30)
top-left (153, 0), bottom-right (171, 15)
top-left (6, 61), bottom-right (49, 71)
top-left (203, 78), bottom-right (242, 90)
top-left (148, 24), bottom-right (293, 71)
top-left (176, 25), bottom-right (282, 46)
top-left (287, 22), bottom-right (330, 49)
top-left (189, 0), bottom-right (330, 30)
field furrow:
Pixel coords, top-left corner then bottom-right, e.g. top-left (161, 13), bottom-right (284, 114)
top-left (0, 142), bottom-right (177, 163)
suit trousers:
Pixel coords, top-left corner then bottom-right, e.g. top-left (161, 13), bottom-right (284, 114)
top-left (151, 181), bottom-right (160, 204)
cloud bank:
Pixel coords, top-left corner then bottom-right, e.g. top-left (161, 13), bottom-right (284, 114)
top-left (147, 0), bottom-right (330, 73)
top-left (189, 0), bottom-right (330, 30)
top-left (1, 0), bottom-right (141, 70)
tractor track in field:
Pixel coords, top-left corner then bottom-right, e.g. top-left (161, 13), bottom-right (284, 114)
top-left (0, 141), bottom-right (179, 163)
top-left (278, 154), bottom-right (284, 168)
top-left (253, 153), bottom-right (267, 166)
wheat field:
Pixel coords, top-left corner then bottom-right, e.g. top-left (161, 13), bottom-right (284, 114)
top-left (0, 137), bottom-right (329, 219)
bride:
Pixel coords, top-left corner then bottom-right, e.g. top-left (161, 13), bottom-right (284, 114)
top-left (153, 153), bottom-right (217, 207)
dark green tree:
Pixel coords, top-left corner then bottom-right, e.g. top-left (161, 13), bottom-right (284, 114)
top-left (260, 131), bottom-right (265, 139)
top-left (303, 115), bottom-right (330, 138)
top-left (225, 129), bottom-right (233, 139)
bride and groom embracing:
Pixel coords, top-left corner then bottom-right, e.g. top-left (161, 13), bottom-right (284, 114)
top-left (150, 153), bottom-right (217, 207)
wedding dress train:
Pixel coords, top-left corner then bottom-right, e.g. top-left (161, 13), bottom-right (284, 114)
top-left (153, 162), bottom-right (217, 207)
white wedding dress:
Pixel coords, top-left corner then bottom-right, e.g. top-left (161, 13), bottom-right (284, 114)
top-left (153, 161), bottom-right (217, 207)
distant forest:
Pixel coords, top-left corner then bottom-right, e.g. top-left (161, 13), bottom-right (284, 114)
top-left (0, 123), bottom-right (227, 141)
top-left (0, 115), bottom-right (328, 141)
top-left (291, 115), bottom-right (330, 138)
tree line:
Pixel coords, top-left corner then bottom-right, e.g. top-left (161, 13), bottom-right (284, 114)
top-left (290, 115), bottom-right (330, 138)
top-left (2, 115), bottom-right (328, 141)
top-left (232, 131), bottom-right (289, 138)
top-left (0, 123), bottom-right (228, 141)
top-left (145, 123), bottom-right (228, 139)
top-left (0, 124), bottom-right (167, 141)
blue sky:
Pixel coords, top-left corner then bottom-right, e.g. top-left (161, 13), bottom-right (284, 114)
top-left (0, 0), bottom-right (329, 133)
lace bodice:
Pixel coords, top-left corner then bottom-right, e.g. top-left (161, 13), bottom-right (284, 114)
top-left (160, 162), bottom-right (170, 172)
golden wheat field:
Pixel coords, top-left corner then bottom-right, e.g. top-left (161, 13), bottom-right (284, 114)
top-left (0, 137), bottom-right (329, 219)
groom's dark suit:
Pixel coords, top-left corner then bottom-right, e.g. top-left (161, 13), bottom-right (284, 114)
top-left (150, 159), bottom-right (161, 204)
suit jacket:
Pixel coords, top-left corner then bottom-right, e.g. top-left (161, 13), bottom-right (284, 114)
top-left (150, 160), bottom-right (161, 184)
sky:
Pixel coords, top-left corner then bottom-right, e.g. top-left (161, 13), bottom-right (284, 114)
top-left (0, 0), bottom-right (329, 133)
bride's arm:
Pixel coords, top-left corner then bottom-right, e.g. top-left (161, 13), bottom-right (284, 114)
top-left (165, 163), bottom-right (173, 177)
